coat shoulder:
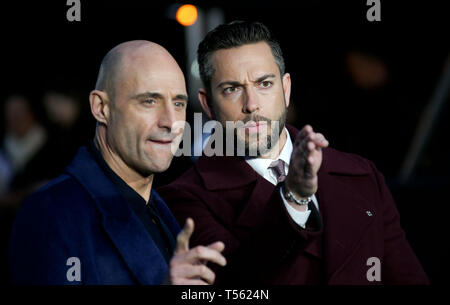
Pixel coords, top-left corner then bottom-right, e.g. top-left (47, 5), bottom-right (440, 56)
top-left (158, 164), bottom-right (202, 191)
top-left (25, 173), bottom-right (90, 208)
top-left (15, 173), bottom-right (96, 231)
top-left (322, 147), bottom-right (376, 175)
top-left (8, 173), bottom-right (98, 284)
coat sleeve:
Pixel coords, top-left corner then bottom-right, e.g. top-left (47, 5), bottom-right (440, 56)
top-left (8, 190), bottom-right (85, 285)
top-left (158, 184), bottom-right (309, 284)
top-left (370, 161), bottom-right (430, 284)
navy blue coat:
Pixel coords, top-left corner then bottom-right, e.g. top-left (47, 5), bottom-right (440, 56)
top-left (8, 147), bottom-right (181, 285)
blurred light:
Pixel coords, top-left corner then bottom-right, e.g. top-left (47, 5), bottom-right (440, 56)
top-left (190, 59), bottom-right (200, 79)
top-left (176, 4), bottom-right (198, 26)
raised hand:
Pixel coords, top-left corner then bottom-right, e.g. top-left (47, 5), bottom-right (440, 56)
top-left (285, 125), bottom-right (329, 200)
top-left (166, 218), bottom-right (226, 285)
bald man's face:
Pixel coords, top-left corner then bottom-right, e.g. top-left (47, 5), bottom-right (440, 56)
top-left (105, 50), bottom-right (187, 175)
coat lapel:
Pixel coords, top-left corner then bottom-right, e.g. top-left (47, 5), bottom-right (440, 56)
top-left (234, 174), bottom-right (277, 230)
top-left (195, 154), bottom-right (259, 229)
top-left (195, 153), bottom-right (281, 232)
top-left (65, 147), bottom-right (168, 285)
top-left (152, 190), bottom-right (181, 241)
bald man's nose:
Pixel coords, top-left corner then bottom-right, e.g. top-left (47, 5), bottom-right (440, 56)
top-left (158, 103), bottom-right (178, 131)
top-left (243, 88), bottom-right (260, 114)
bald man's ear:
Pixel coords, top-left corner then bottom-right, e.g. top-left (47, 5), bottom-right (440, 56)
top-left (89, 90), bottom-right (110, 125)
top-left (198, 88), bottom-right (215, 120)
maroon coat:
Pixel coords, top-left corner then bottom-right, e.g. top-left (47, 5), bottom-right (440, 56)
top-left (157, 125), bottom-right (429, 285)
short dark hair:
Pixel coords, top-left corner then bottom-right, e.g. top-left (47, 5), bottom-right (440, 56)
top-left (197, 21), bottom-right (285, 94)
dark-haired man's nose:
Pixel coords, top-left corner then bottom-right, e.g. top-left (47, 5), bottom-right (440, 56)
top-left (243, 88), bottom-right (260, 114)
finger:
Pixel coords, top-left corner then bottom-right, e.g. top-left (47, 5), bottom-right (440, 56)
top-left (186, 246), bottom-right (227, 266)
top-left (175, 264), bottom-right (216, 285)
top-left (298, 136), bottom-right (316, 154)
top-left (175, 218), bottom-right (194, 253)
top-left (291, 141), bottom-right (310, 169)
top-left (170, 266), bottom-right (210, 285)
top-left (207, 241), bottom-right (225, 253)
top-left (197, 265), bottom-right (216, 284)
top-left (293, 142), bottom-right (318, 175)
top-left (300, 124), bottom-right (313, 137)
top-left (197, 241), bottom-right (225, 266)
top-left (310, 156), bottom-right (323, 173)
top-left (292, 133), bottom-right (323, 172)
top-left (298, 133), bottom-right (329, 154)
top-left (307, 140), bottom-right (316, 151)
top-left (295, 125), bottom-right (314, 145)
top-left (311, 133), bottom-right (329, 148)
top-left (176, 279), bottom-right (209, 285)
top-left (305, 143), bottom-right (323, 164)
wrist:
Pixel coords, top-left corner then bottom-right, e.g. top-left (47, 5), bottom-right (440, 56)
top-left (282, 183), bottom-right (313, 206)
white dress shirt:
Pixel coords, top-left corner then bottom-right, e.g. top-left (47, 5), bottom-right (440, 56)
top-left (245, 128), bottom-right (319, 228)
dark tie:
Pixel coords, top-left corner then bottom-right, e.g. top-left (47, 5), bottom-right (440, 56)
top-left (269, 159), bottom-right (286, 184)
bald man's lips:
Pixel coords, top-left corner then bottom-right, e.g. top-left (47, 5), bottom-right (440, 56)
top-left (148, 139), bottom-right (173, 145)
top-left (150, 139), bottom-right (173, 144)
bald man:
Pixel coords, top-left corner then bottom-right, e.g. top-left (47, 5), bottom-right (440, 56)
top-left (8, 41), bottom-right (226, 285)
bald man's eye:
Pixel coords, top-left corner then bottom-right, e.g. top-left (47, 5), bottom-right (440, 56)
top-left (174, 101), bottom-right (186, 108)
top-left (143, 99), bottom-right (156, 105)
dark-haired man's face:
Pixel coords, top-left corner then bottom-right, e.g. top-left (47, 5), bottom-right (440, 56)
top-left (206, 41), bottom-right (291, 157)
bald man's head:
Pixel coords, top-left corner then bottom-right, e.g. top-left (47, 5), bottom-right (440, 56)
top-left (94, 40), bottom-right (180, 101)
top-left (90, 40), bottom-right (187, 177)
top-left (94, 45), bottom-right (122, 100)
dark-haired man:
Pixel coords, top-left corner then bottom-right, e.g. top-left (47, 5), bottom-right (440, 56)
top-left (157, 21), bottom-right (429, 285)
top-left (8, 40), bottom-right (226, 285)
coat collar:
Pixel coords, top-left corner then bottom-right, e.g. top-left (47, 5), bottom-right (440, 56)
top-left (195, 154), bottom-right (258, 191)
top-left (64, 146), bottom-right (178, 285)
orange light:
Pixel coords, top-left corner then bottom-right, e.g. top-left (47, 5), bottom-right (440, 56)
top-left (176, 4), bottom-right (198, 26)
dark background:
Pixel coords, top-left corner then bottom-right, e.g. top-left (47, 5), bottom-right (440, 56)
top-left (0, 0), bottom-right (449, 285)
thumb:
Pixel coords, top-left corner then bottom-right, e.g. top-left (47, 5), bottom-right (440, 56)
top-left (175, 217), bottom-right (194, 253)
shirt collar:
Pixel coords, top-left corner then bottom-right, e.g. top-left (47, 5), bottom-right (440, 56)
top-left (245, 128), bottom-right (293, 178)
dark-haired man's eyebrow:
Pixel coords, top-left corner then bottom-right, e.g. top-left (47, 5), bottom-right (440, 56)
top-left (216, 80), bottom-right (242, 89)
top-left (216, 74), bottom-right (276, 89)
top-left (254, 74), bottom-right (276, 83)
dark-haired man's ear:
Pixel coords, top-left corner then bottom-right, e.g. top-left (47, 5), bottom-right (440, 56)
top-left (89, 90), bottom-right (110, 125)
top-left (198, 88), bottom-right (215, 120)
top-left (282, 73), bottom-right (292, 108)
